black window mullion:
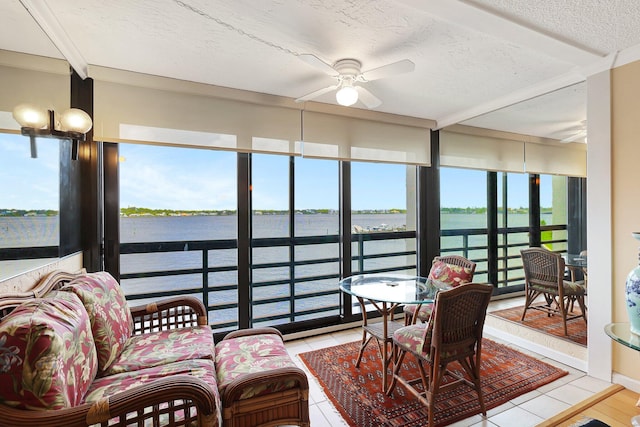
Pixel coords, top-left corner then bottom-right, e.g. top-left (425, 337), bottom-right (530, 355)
top-left (339, 161), bottom-right (352, 317)
top-left (529, 174), bottom-right (541, 247)
top-left (422, 129), bottom-right (440, 271)
top-left (103, 142), bottom-right (120, 281)
top-left (568, 177), bottom-right (587, 253)
top-left (237, 153), bottom-right (251, 329)
top-left (487, 171), bottom-right (498, 287)
top-left (289, 156), bottom-right (295, 322)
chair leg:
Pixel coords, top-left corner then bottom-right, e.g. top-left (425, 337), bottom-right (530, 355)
top-left (426, 361), bottom-right (443, 427)
top-left (404, 311), bottom-right (413, 326)
top-left (355, 331), bottom-right (373, 368)
top-left (521, 289), bottom-right (540, 321)
top-left (458, 356), bottom-right (486, 416)
top-left (386, 344), bottom-right (406, 396)
top-left (576, 295), bottom-right (588, 325)
top-left (559, 297), bottom-right (569, 336)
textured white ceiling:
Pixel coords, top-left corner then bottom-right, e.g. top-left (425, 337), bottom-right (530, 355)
top-left (467, 0), bottom-right (640, 54)
top-left (3, 0), bottom-right (640, 143)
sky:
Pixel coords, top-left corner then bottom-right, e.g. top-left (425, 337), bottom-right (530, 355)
top-left (0, 133), bottom-right (59, 210)
top-left (1, 133), bottom-right (550, 211)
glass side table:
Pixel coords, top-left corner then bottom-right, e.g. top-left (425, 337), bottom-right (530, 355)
top-left (605, 322), bottom-right (640, 351)
top-left (605, 322), bottom-right (640, 414)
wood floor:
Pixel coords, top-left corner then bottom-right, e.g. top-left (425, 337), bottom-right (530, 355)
top-left (537, 384), bottom-right (640, 426)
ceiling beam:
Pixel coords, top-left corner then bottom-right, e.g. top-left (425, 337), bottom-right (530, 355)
top-left (398, 0), bottom-right (604, 67)
top-left (434, 70), bottom-right (584, 130)
top-left (19, 0), bottom-right (88, 79)
top-left (434, 53), bottom-right (618, 129)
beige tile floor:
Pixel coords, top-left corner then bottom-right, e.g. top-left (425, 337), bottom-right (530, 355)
top-left (284, 298), bottom-right (610, 427)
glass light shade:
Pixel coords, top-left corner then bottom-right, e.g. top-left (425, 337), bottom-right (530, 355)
top-left (336, 85), bottom-right (358, 106)
top-left (60, 108), bottom-right (93, 133)
top-left (12, 104), bottom-right (49, 129)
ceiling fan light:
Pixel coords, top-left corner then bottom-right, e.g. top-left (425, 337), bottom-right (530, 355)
top-left (336, 85), bottom-right (358, 106)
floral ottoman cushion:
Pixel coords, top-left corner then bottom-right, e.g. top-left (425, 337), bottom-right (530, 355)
top-left (215, 334), bottom-right (299, 400)
top-left (104, 325), bottom-right (214, 376)
top-left (0, 291), bottom-right (98, 409)
top-left (62, 271), bottom-right (133, 372)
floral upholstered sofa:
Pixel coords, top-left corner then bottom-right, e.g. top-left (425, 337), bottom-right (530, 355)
top-left (0, 270), bottom-right (309, 427)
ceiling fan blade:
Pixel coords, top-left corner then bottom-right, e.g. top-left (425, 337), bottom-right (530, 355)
top-left (361, 59), bottom-right (415, 81)
top-left (298, 54), bottom-right (337, 75)
top-left (561, 129), bottom-right (587, 143)
top-left (295, 84), bottom-right (339, 103)
top-left (357, 86), bottom-right (382, 109)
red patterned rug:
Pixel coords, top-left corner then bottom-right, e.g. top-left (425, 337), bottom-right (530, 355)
top-left (299, 338), bottom-right (567, 427)
top-left (489, 305), bottom-right (587, 346)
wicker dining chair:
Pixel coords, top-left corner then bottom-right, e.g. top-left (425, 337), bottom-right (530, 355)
top-left (403, 255), bottom-right (476, 325)
top-left (388, 283), bottom-right (493, 427)
top-left (520, 247), bottom-right (587, 336)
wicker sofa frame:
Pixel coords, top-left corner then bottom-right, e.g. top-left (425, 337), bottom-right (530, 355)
top-left (0, 269), bottom-right (218, 427)
top-left (0, 270), bottom-right (310, 427)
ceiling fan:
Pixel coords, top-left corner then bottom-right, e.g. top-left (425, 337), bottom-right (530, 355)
top-left (295, 54), bottom-right (415, 109)
top-left (560, 120), bottom-right (587, 143)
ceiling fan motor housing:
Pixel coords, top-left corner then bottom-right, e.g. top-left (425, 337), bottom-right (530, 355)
top-left (333, 59), bottom-right (362, 77)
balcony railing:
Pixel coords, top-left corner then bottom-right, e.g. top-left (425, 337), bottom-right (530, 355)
top-left (2, 224), bottom-right (567, 331)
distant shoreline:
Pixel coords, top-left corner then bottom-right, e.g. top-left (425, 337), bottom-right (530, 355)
top-left (1, 206), bottom-right (552, 217)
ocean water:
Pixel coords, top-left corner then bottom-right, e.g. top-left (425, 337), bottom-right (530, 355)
top-left (0, 213), bottom-right (562, 326)
top-left (0, 212), bottom-right (552, 246)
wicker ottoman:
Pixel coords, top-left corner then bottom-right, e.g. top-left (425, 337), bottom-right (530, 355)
top-left (215, 327), bottom-right (310, 427)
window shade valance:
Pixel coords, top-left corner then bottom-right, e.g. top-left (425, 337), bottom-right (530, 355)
top-left (93, 75), bottom-right (302, 155)
top-left (91, 66), bottom-right (432, 164)
top-left (524, 141), bottom-right (587, 177)
top-left (301, 110), bottom-right (431, 165)
top-left (440, 129), bottom-right (587, 177)
top-left (440, 130), bottom-right (525, 173)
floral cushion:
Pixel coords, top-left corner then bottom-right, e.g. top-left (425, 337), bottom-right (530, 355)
top-left (62, 271), bottom-right (133, 372)
top-left (428, 260), bottom-right (474, 287)
top-left (104, 326), bottom-right (214, 376)
top-left (0, 291), bottom-right (98, 410)
top-left (215, 334), bottom-right (299, 400)
top-left (530, 280), bottom-right (585, 296)
top-left (393, 324), bottom-right (432, 355)
top-left (403, 302), bottom-right (434, 322)
top-left (85, 358), bottom-right (219, 403)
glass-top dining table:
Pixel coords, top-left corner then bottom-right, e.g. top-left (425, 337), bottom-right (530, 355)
top-left (339, 273), bottom-right (452, 390)
top-left (565, 253), bottom-right (588, 283)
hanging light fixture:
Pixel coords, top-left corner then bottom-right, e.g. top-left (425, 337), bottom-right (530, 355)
top-left (12, 104), bottom-right (93, 159)
top-left (335, 78), bottom-right (359, 107)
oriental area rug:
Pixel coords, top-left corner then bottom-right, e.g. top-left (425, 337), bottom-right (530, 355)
top-left (489, 305), bottom-right (587, 346)
top-left (299, 339), bottom-right (567, 427)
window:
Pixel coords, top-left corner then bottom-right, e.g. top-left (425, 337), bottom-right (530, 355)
top-left (0, 133), bottom-right (59, 279)
top-left (117, 143), bottom-right (238, 329)
top-left (251, 153), bottom-right (291, 326)
top-left (351, 162), bottom-right (417, 275)
top-left (440, 167), bottom-right (488, 283)
top-left (294, 156), bottom-right (340, 321)
top-left (250, 154), bottom-right (343, 325)
top-left (497, 172), bottom-right (529, 287)
top-left (540, 174), bottom-right (568, 253)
